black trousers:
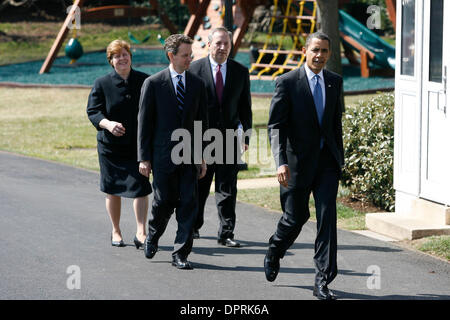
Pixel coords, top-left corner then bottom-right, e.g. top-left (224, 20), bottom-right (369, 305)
top-left (195, 163), bottom-right (239, 240)
top-left (268, 146), bottom-right (339, 287)
top-left (148, 164), bottom-right (198, 258)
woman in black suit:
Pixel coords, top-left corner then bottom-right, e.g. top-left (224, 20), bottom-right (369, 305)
top-left (87, 39), bottom-right (151, 248)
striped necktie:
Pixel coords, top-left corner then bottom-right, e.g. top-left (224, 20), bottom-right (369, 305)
top-left (176, 74), bottom-right (185, 112)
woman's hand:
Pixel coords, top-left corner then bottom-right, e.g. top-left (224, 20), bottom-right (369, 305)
top-left (99, 119), bottom-right (126, 137)
top-left (108, 121), bottom-right (126, 137)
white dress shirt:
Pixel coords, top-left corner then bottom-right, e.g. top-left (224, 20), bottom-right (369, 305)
top-left (169, 64), bottom-right (186, 94)
top-left (209, 55), bottom-right (227, 85)
top-left (304, 63), bottom-right (326, 108)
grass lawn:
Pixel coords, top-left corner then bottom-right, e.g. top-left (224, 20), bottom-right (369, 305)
top-left (237, 186), bottom-right (367, 230)
top-left (0, 22), bottom-right (170, 65)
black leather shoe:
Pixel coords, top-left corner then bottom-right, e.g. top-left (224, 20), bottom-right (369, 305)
top-left (193, 230), bottom-right (200, 239)
top-left (144, 235), bottom-right (158, 259)
top-left (264, 253), bottom-right (280, 282)
top-left (217, 238), bottom-right (241, 247)
top-left (172, 255), bottom-right (193, 270)
top-left (133, 236), bottom-right (144, 249)
top-left (313, 284), bottom-right (337, 300)
top-left (111, 234), bottom-right (125, 247)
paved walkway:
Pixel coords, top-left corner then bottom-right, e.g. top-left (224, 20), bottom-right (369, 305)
top-left (0, 151), bottom-right (449, 301)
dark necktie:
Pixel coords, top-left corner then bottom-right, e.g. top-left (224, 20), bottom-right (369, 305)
top-left (313, 74), bottom-right (325, 148)
top-left (313, 74), bottom-right (324, 125)
top-left (176, 74), bottom-right (185, 112)
top-left (215, 64), bottom-right (224, 104)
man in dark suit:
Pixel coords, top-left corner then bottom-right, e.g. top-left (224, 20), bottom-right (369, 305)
top-left (264, 32), bottom-right (344, 300)
top-left (189, 27), bottom-right (252, 247)
top-left (137, 34), bottom-right (208, 270)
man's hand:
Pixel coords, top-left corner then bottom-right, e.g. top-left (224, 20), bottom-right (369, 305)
top-left (277, 165), bottom-right (290, 188)
top-left (139, 161), bottom-right (152, 178)
top-left (198, 161), bottom-right (207, 179)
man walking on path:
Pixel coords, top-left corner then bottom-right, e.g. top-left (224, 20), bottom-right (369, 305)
top-left (189, 27), bottom-right (252, 247)
top-left (137, 34), bottom-right (208, 270)
top-left (264, 32), bottom-right (345, 300)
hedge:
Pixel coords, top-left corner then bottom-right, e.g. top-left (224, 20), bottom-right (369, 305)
top-left (342, 92), bottom-right (395, 212)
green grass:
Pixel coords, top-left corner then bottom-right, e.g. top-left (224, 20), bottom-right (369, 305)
top-left (237, 186), bottom-right (366, 230)
top-left (0, 87), bottom-right (98, 170)
top-left (0, 22), bottom-right (170, 65)
top-left (416, 236), bottom-right (450, 261)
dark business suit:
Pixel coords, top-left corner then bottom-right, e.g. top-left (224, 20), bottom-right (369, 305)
top-left (189, 57), bottom-right (252, 240)
top-left (137, 68), bottom-right (208, 259)
top-left (267, 65), bottom-right (344, 288)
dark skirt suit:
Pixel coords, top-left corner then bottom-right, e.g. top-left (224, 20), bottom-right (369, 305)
top-left (87, 69), bottom-right (151, 198)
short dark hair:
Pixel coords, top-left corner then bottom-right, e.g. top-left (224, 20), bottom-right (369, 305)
top-left (164, 34), bottom-right (193, 60)
top-left (304, 31), bottom-right (331, 49)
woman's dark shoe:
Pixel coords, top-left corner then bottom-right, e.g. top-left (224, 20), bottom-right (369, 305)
top-left (133, 236), bottom-right (144, 249)
top-left (111, 234), bottom-right (125, 247)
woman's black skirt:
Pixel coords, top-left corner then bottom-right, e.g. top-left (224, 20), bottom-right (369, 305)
top-left (98, 152), bottom-right (151, 198)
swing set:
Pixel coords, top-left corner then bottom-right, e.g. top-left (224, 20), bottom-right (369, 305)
top-left (39, 0), bottom-right (177, 74)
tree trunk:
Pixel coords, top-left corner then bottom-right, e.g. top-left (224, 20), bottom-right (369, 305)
top-left (316, 0), bottom-right (342, 76)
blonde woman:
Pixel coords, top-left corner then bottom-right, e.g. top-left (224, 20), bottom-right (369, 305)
top-left (87, 40), bottom-right (151, 248)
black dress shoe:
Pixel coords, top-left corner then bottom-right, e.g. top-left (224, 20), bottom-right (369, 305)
top-left (144, 235), bottom-right (158, 259)
top-left (217, 238), bottom-right (241, 247)
top-left (313, 284), bottom-right (337, 300)
top-left (172, 255), bottom-right (193, 270)
top-left (133, 236), bottom-right (144, 249)
top-left (264, 253), bottom-right (280, 282)
top-left (193, 230), bottom-right (200, 239)
top-left (111, 234), bottom-right (125, 247)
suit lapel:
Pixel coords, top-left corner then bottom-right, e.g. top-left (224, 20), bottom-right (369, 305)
top-left (182, 71), bottom-right (195, 121)
top-left (322, 70), bottom-right (335, 126)
top-left (298, 66), bottom-right (320, 128)
top-left (221, 59), bottom-right (232, 105)
top-left (162, 68), bottom-right (177, 101)
top-left (203, 57), bottom-right (216, 92)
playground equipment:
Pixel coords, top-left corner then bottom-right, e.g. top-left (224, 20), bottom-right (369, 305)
top-left (249, 0), bottom-right (317, 80)
top-left (182, 0), bottom-right (266, 59)
top-left (339, 9), bottom-right (395, 77)
top-left (64, 3), bottom-right (84, 64)
top-left (39, 0), bottom-right (177, 74)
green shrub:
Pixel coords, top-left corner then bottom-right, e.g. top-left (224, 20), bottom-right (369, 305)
top-left (342, 92), bottom-right (394, 212)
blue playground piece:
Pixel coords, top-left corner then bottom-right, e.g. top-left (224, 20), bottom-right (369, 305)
top-left (339, 10), bottom-right (395, 69)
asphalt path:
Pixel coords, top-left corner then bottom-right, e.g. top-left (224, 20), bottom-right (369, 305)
top-left (1, 151), bottom-right (449, 301)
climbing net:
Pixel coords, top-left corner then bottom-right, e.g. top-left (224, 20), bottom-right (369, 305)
top-left (249, 0), bottom-right (317, 79)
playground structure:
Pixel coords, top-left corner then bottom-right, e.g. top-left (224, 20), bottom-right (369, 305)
top-left (39, 0), bottom-right (177, 74)
top-left (40, 0), bottom-right (397, 79)
top-left (182, 0), bottom-right (266, 59)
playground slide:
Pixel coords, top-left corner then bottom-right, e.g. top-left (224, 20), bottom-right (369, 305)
top-left (339, 9), bottom-right (395, 69)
